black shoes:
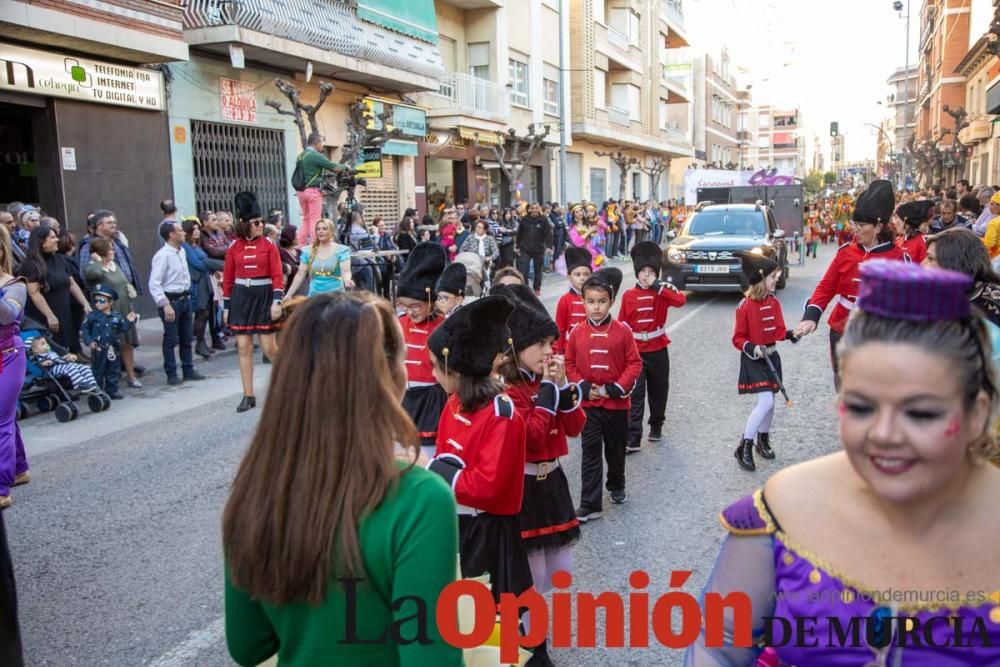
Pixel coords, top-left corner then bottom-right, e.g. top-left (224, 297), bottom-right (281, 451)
top-left (647, 426), bottom-right (663, 442)
top-left (167, 375), bottom-right (182, 386)
top-left (108, 391), bottom-right (124, 400)
top-left (735, 438), bottom-right (756, 471)
top-left (195, 341), bottom-right (214, 359)
top-left (575, 506), bottom-right (602, 522)
top-left (211, 338), bottom-right (226, 351)
top-left (626, 441), bottom-right (641, 454)
top-left (237, 395), bottom-right (256, 412)
top-left (755, 432), bottom-right (776, 459)
top-left (610, 489), bottom-right (627, 504)
top-left (184, 371), bottom-right (207, 381)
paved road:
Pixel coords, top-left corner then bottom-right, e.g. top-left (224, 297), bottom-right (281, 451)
top-left (9, 243), bottom-right (843, 665)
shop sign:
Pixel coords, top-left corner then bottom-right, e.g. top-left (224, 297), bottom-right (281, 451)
top-left (354, 146), bottom-right (383, 179)
top-left (220, 78), bottom-right (257, 123)
top-left (0, 43), bottom-right (163, 110)
top-left (363, 97), bottom-right (427, 138)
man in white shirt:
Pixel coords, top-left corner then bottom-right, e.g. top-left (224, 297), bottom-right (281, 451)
top-left (149, 221), bottom-right (205, 385)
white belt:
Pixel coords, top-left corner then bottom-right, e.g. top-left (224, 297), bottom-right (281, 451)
top-left (234, 277), bottom-right (273, 287)
top-left (633, 327), bottom-right (666, 342)
top-left (407, 380), bottom-right (435, 389)
top-left (837, 295), bottom-right (856, 311)
top-left (524, 459), bottom-right (559, 479)
top-left (456, 503), bottom-right (483, 516)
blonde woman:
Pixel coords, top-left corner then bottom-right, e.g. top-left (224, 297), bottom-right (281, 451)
top-left (283, 218), bottom-right (353, 298)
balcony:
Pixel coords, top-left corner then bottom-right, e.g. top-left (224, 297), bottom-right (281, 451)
top-left (660, 54), bottom-right (691, 102)
top-left (959, 114), bottom-right (994, 144)
top-left (437, 0), bottom-right (502, 7)
top-left (609, 106), bottom-right (631, 127)
top-left (413, 73), bottom-right (510, 125)
top-left (182, 0), bottom-right (443, 92)
top-left (607, 25), bottom-right (630, 52)
top-left (661, 0), bottom-right (690, 47)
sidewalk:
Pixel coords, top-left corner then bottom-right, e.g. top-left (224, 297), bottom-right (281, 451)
top-left (129, 314), bottom-right (237, 374)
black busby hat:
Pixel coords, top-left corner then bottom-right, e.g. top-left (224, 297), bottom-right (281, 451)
top-left (397, 242), bottom-right (447, 302)
top-left (492, 284), bottom-right (560, 351)
top-left (630, 241), bottom-right (662, 276)
top-left (735, 251), bottom-right (779, 286)
top-left (896, 200), bottom-right (936, 228)
top-left (436, 262), bottom-right (467, 297)
top-left (90, 283), bottom-right (119, 302)
top-left (234, 191), bottom-right (263, 223)
top-left (564, 247), bottom-right (592, 274)
top-left (852, 179), bottom-right (895, 225)
top-left (593, 267), bottom-right (623, 299)
top-left (428, 295), bottom-right (514, 377)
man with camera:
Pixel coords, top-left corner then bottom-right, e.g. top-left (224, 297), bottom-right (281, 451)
top-left (294, 133), bottom-right (347, 246)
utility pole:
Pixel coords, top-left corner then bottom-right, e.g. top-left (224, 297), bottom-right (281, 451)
top-left (900, 0), bottom-right (911, 191)
top-left (558, 0), bottom-right (568, 205)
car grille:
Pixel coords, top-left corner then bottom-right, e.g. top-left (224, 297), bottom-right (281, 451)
top-left (685, 250), bottom-right (735, 261)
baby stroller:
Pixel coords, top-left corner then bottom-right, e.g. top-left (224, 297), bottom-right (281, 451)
top-left (18, 319), bottom-right (111, 422)
top-left (454, 252), bottom-right (492, 297)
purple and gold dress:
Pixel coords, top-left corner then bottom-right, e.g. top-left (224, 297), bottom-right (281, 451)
top-left (685, 489), bottom-right (1000, 666)
top-left (0, 279), bottom-right (29, 498)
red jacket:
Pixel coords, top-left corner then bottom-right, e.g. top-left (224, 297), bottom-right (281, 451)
top-left (222, 238), bottom-right (285, 307)
top-left (430, 393), bottom-right (526, 515)
top-left (803, 241), bottom-right (909, 334)
top-left (898, 234), bottom-right (927, 265)
top-left (505, 372), bottom-right (586, 461)
top-left (400, 313), bottom-right (443, 385)
top-left (554, 289), bottom-right (587, 355)
top-left (617, 283), bottom-right (687, 353)
top-left (732, 295), bottom-right (788, 355)
top-left (565, 316), bottom-right (643, 410)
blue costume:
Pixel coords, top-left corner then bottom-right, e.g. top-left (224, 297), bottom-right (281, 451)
top-left (81, 285), bottom-right (132, 398)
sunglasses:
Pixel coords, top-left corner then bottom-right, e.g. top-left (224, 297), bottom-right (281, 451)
top-left (94, 296), bottom-right (111, 304)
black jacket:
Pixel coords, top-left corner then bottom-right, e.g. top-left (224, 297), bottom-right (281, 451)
top-left (516, 215), bottom-right (553, 255)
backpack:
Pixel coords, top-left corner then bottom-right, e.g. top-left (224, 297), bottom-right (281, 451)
top-left (291, 152), bottom-right (307, 192)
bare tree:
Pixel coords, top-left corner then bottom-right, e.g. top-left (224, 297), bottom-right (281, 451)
top-left (474, 124), bottom-right (551, 200)
top-left (638, 157), bottom-right (670, 201)
top-left (264, 79), bottom-right (335, 150)
top-left (595, 150), bottom-right (640, 200)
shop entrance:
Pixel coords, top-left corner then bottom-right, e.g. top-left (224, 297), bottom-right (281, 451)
top-left (426, 157), bottom-right (467, 215)
top-left (0, 104), bottom-right (40, 207)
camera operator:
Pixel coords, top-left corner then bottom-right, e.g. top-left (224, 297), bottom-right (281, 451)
top-left (295, 133), bottom-right (347, 246)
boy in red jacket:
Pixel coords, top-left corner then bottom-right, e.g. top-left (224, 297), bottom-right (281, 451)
top-left (618, 242), bottom-right (686, 452)
top-left (565, 268), bottom-right (642, 521)
top-left (553, 247), bottom-right (592, 355)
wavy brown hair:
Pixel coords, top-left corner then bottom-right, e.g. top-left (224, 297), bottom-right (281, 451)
top-left (222, 291), bottom-right (417, 605)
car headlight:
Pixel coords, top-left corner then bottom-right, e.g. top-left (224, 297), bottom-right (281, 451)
top-left (750, 247), bottom-right (764, 255)
top-left (667, 248), bottom-right (686, 263)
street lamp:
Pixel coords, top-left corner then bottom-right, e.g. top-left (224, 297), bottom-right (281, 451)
top-left (892, 0), bottom-right (911, 191)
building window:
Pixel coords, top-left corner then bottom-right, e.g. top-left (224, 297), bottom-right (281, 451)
top-left (590, 167), bottom-right (607, 202)
top-left (509, 57), bottom-right (529, 106)
top-left (758, 112), bottom-right (770, 128)
top-left (594, 0), bottom-right (605, 23)
top-left (628, 10), bottom-right (640, 47)
top-left (543, 78), bottom-right (559, 116)
top-left (757, 135), bottom-right (769, 149)
top-left (659, 98), bottom-right (668, 129)
top-left (469, 42), bottom-right (490, 80)
top-left (611, 83), bottom-right (639, 119)
top-left (594, 69), bottom-right (607, 109)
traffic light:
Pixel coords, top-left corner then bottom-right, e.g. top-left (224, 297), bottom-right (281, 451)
top-left (830, 122), bottom-right (839, 137)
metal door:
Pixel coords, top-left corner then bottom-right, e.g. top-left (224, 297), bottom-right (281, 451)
top-left (566, 153), bottom-right (582, 203)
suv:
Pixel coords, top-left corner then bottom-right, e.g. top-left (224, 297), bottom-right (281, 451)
top-left (663, 203), bottom-right (788, 291)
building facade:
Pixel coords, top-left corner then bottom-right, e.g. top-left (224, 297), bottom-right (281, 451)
top-left (700, 49), bottom-right (739, 170)
top-left (956, 0), bottom-right (1000, 187)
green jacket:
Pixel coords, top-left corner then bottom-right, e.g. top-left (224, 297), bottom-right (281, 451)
top-left (299, 147), bottom-right (345, 188)
top-left (225, 462), bottom-right (463, 667)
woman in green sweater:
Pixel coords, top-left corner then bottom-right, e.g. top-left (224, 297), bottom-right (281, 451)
top-left (222, 291), bottom-right (464, 667)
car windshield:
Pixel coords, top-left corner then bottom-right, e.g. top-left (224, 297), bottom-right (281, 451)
top-left (685, 210), bottom-right (766, 237)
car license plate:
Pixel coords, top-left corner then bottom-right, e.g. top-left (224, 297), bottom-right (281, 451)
top-left (695, 264), bottom-right (729, 274)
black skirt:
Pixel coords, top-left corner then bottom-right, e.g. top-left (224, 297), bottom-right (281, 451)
top-left (519, 464), bottom-right (580, 552)
top-left (738, 348), bottom-right (782, 395)
top-left (402, 384), bottom-right (448, 448)
top-left (228, 283), bottom-right (280, 334)
top-left (459, 513), bottom-right (533, 604)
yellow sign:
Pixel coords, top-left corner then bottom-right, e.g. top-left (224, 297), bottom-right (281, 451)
top-left (354, 146), bottom-right (383, 179)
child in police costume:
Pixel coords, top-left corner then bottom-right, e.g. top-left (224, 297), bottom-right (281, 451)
top-left (565, 268), bottom-right (643, 521)
top-left (618, 241), bottom-right (686, 452)
top-left (553, 247), bottom-right (592, 355)
top-left (494, 283), bottom-right (584, 666)
top-left (396, 242), bottom-right (449, 459)
top-left (81, 284), bottom-right (136, 400)
top-left (435, 262), bottom-right (466, 318)
top-left (732, 252), bottom-right (797, 471)
top-left (424, 295), bottom-right (532, 604)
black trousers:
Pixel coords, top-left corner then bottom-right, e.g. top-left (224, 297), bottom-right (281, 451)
top-left (580, 407), bottom-right (628, 510)
top-left (0, 513), bottom-right (24, 666)
top-left (517, 252), bottom-right (545, 291)
top-left (91, 346), bottom-right (121, 396)
top-left (194, 308), bottom-right (211, 347)
top-left (628, 347), bottom-right (670, 445)
top-left (830, 329), bottom-right (842, 390)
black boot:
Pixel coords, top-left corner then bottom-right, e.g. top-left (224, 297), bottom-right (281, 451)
top-left (237, 395), bottom-right (256, 413)
top-left (195, 341), bottom-right (213, 359)
top-left (755, 432), bottom-right (776, 459)
top-left (526, 639), bottom-right (555, 667)
top-left (734, 438), bottom-right (756, 471)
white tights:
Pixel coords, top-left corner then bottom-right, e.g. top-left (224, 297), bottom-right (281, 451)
top-left (522, 545), bottom-right (574, 635)
top-left (742, 391), bottom-right (775, 441)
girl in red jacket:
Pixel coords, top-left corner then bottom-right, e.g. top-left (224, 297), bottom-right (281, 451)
top-left (494, 283), bottom-right (584, 666)
top-left (732, 252), bottom-right (798, 472)
top-left (425, 295), bottom-right (532, 604)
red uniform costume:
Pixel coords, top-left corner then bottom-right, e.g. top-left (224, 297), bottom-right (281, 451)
top-left (554, 289), bottom-right (587, 354)
top-left (617, 283), bottom-right (687, 353)
top-left (222, 238), bottom-right (284, 333)
top-left (733, 295), bottom-right (789, 394)
top-left (898, 234), bottom-right (927, 265)
top-left (565, 316), bottom-right (643, 410)
top-left (506, 375), bottom-right (586, 462)
top-left (399, 313), bottom-right (447, 451)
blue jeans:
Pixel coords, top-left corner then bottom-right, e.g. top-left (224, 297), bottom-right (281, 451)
top-left (159, 294), bottom-right (194, 378)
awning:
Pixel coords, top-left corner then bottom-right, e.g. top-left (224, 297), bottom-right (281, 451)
top-left (460, 128), bottom-right (502, 145)
top-left (382, 140), bottom-right (419, 157)
top-left (357, 0), bottom-right (438, 44)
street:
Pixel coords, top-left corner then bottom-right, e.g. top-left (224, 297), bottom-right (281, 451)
top-left (10, 244), bottom-right (842, 666)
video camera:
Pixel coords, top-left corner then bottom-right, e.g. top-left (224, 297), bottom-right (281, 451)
top-left (336, 168), bottom-right (367, 189)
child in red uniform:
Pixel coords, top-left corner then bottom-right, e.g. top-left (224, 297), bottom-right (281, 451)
top-left (894, 199), bottom-right (934, 265)
top-left (732, 251), bottom-right (798, 472)
top-left (396, 242), bottom-right (448, 459)
top-left (619, 242), bottom-right (686, 452)
top-left (565, 268), bottom-right (642, 521)
top-left (425, 295), bottom-right (532, 603)
top-left (553, 247), bottom-right (592, 355)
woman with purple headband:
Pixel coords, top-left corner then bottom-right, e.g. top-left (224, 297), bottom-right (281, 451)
top-left (687, 260), bottom-right (1000, 665)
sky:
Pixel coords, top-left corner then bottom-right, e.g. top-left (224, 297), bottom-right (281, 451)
top-left (683, 0), bottom-right (922, 166)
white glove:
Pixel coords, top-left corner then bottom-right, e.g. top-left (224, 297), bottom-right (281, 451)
top-left (753, 345), bottom-right (767, 359)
